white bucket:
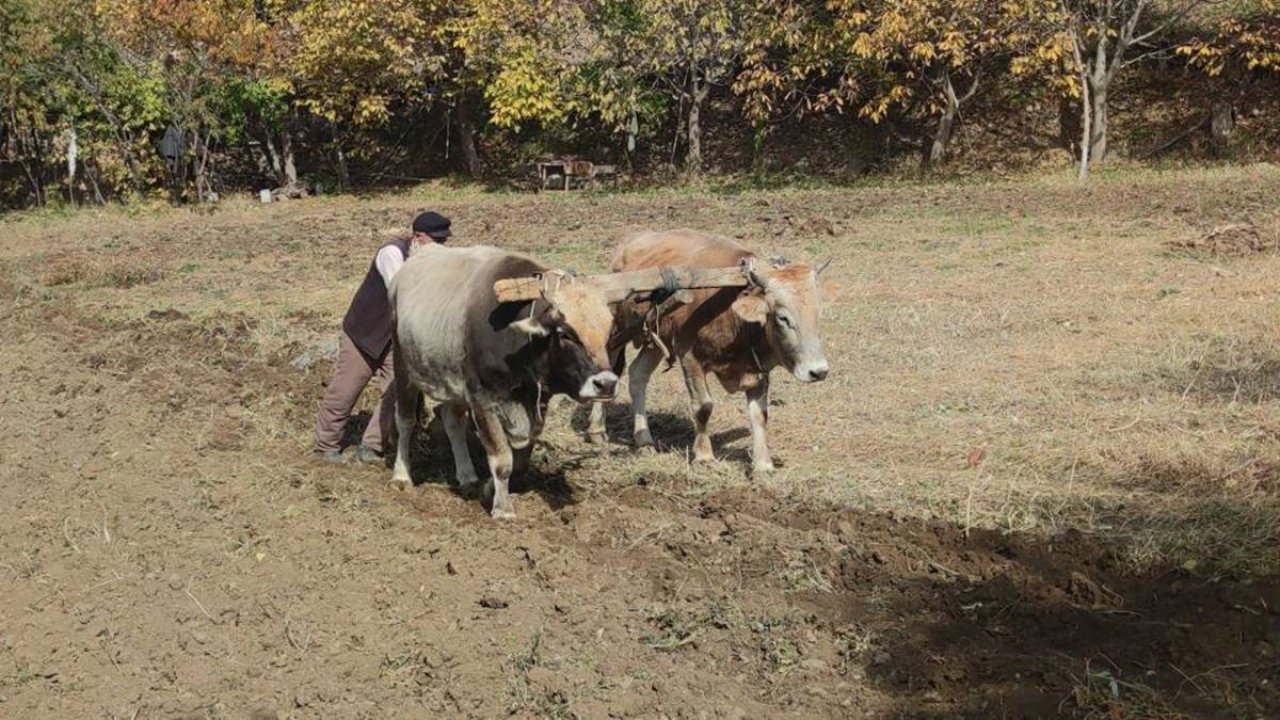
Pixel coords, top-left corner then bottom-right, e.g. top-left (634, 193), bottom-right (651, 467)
top-left (259, 189), bottom-right (272, 203)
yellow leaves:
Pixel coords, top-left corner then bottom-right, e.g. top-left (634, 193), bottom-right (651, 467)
top-left (280, 0), bottom-right (447, 126)
top-left (355, 95), bottom-right (389, 125)
top-left (1178, 4), bottom-right (1280, 79)
top-left (485, 45), bottom-right (568, 128)
top-left (806, 0), bottom-right (1068, 124)
top-left (910, 41), bottom-right (937, 62)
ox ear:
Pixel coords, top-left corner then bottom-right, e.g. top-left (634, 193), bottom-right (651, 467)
top-left (731, 292), bottom-right (769, 325)
top-left (510, 316), bottom-right (551, 337)
top-left (510, 305), bottom-right (563, 336)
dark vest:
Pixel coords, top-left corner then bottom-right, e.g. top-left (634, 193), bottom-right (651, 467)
top-left (342, 236), bottom-right (412, 361)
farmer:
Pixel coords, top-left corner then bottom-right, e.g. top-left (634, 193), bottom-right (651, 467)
top-left (313, 211), bottom-right (452, 463)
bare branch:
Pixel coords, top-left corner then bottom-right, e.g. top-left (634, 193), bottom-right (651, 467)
top-left (959, 67), bottom-right (983, 104)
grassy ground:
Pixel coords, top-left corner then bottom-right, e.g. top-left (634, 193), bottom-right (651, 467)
top-left (9, 164), bottom-right (1278, 573)
top-left (2, 163), bottom-right (1279, 718)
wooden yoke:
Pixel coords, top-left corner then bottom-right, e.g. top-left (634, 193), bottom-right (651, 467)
top-left (493, 265), bottom-right (749, 304)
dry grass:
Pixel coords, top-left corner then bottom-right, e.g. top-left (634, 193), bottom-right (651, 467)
top-left (6, 163), bottom-right (1280, 580)
top-left (1067, 661), bottom-right (1189, 720)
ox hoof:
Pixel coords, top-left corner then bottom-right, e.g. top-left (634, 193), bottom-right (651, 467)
top-left (586, 432), bottom-right (608, 446)
top-left (490, 505), bottom-right (517, 521)
top-left (388, 477), bottom-right (413, 491)
top-left (693, 450), bottom-right (717, 464)
top-left (751, 462), bottom-right (776, 475)
top-left (456, 473), bottom-right (480, 488)
top-left (633, 430), bottom-right (654, 449)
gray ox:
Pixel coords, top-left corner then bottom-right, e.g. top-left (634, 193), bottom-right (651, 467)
top-left (588, 229), bottom-right (830, 474)
top-left (389, 244), bottom-right (618, 519)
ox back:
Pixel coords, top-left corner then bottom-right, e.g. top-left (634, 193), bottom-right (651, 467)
top-left (611, 229), bottom-right (769, 379)
top-left (390, 244), bottom-right (544, 410)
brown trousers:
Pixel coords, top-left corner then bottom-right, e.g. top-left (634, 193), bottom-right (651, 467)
top-left (314, 331), bottom-right (396, 453)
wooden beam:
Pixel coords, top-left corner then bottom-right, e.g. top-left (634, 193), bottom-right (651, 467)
top-left (652, 288), bottom-right (694, 315)
top-left (493, 266), bottom-right (748, 303)
top-left (492, 275), bottom-right (550, 303)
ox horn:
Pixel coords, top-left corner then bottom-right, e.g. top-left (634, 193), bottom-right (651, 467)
top-left (815, 257), bottom-right (833, 276)
top-left (738, 257), bottom-right (764, 288)
top-left (539, 269), bottom-right (572, 302)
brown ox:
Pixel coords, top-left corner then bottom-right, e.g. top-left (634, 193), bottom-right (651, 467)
top-left (587, 229), bottom-right (830, 473)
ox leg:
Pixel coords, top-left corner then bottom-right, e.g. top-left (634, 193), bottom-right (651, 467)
top-left (472, 405), bottom-right (517, 520)
top-left (745, 377), bottom-right (774, 474)
top-left (441, 403), bottom-right (479, 487)
top-left (681, 357), bottom-right (715, 463)
top-left (587, 401), bottom-right (608, 445)
top-left (629, 345), bottom-right (664, 449)
top-left (588, 342), bottom-right (628, 444)
top-left (389, 365), bottom-right (418, 489)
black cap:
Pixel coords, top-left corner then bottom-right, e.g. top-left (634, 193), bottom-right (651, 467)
top-left (412, 211), bottom-right (451, 239)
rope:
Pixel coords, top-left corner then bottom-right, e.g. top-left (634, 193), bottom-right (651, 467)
top-left (647, 266), bottom-right (680, 306)
top-left (641, 270), bottom-right (681, 372)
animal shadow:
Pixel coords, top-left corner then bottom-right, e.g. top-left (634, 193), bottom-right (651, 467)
top-left (402, 408), bottom-right (578, 513)
top-left (569, 401), bottom-right (753, 463)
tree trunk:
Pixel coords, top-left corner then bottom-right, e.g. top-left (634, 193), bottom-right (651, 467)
top-left (263, 131), bottom-right (283, 183)
top-left (194, 131), bottom-right (211, 203)
top-left (280, 129), bottom-right (298, 188)
top-left (1078, 66), bottom-right (1092, 182)
top-left (455, 94), bottom-right (482, 178)
top-left (1089, 79), bottom-right (1108, 165)
top-left (1069, 29), bottom-right (1092, 182)
top-left (111, 126), bottom-right (144, 195)
top-left (685, 69), bottom-right (708, 178)
top-left (923, 67), bottom-right (960, 172)
top-left (13, 109), bottom-right (44, 205)
top-left (1210, 101), bottom-right (1235, 153)
top-left (751, 124), bottom-right (768, 177)
top-left (1059, 95), bottom-right (1081, 155)
top-left (86, 156), bottom-right (105, 205)
top-left (335, 146), bottom-right (350, 189)
top-left (326, 119), bottom-right (350, 188)
top-left (29, 114), bottom-right (51, 204)
top-left (926, 107), bottom-right (956, 170)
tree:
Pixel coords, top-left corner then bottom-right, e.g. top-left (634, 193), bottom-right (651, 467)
top-left (823, 0), bottom-right (1068, 169)
top-left (1177, 1), bottom-right (1280, 153)
top-left (282, 0), bottom-right (453, 175)
top-left (455, 0), bottom-right (601, 131)
top-left (592, 0), bottom-right (757, 177)
top-left (1059, 0), bottom-right (1212, 179)
top-left (1179, 0), bottom-right (1280, 77)
top-left (1, 0), bottom-right (56, 204)
top-left (90, 0), bottom-right (292, 199)
top-left (733, 0), bottom-right (816, 171)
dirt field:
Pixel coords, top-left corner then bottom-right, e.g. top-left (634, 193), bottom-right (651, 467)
top-left (2, 165), bottom-right (1279, 719)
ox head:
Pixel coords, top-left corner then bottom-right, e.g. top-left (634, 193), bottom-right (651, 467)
top-left (509, 272), bottom-right (619, 401)
top-left (733, 257), bottom-right (831, 383)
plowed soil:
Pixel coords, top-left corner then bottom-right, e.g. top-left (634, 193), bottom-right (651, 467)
top-left (3, 166), bottom-right (1280, 719)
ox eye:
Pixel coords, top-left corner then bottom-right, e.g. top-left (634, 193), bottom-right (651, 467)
top-left (777, 312), bottom-right (796, 330)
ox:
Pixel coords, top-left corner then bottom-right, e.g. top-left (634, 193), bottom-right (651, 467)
top-left (587, 229), bottom-right (830, 473)
top-left (389, 243), bottom-right (618, 519)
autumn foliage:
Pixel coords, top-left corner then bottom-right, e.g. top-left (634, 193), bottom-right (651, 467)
top-left (1, 0), bottom-right (1277, 206)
